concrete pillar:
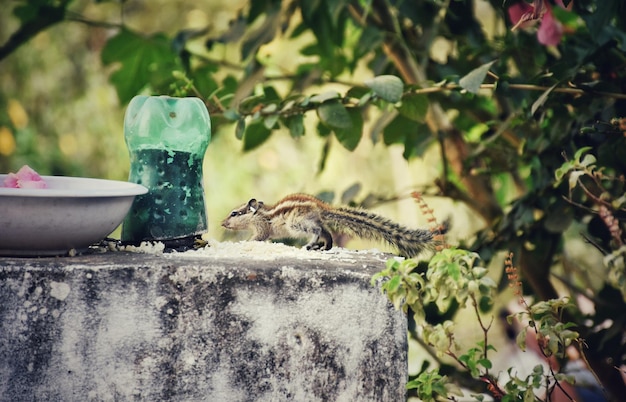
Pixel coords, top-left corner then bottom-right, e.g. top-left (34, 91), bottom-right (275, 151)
top-left (0, 244), bottom-right (407, 401)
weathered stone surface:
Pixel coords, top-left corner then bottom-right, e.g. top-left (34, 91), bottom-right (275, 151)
top-left (0, 243), bottom-right (407, 401)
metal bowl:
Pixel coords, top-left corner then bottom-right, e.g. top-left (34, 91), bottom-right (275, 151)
top-left (0, 175), bottom-right (147, 256)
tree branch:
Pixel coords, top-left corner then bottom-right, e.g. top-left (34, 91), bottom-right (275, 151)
top-left (352, 0), bottom-right (503, 224)
top-left (0, 5), bottom-right (68, 61)
top-left (411, 82), bottom-right (626, 100)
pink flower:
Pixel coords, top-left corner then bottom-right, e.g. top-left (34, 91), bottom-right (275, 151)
top-left (3, 165), bottom-right (47, 189)
top-left (508, 1), bottom-right (543, 31)
top-left (508, 0), bottom-right (567, 46)
top-left (537, 8), bottom-right (563, 46)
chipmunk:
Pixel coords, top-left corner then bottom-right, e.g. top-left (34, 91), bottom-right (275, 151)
top-left (221, 193), bottom-right (445, 257)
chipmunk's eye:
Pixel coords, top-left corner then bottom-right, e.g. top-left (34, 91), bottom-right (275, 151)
top-left (230, 211), bottom-right (237, 217)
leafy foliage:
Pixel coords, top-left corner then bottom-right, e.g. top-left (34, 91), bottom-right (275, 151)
top-left (554, 139), bottom-right (626, 301)
top-left (406, 370), bottom-right (463, 402)
top-left (375, 248), bottom-right (583, 401)
top-left (510, 298), bottom-right (580, 357)
top-left (102, 29), bottom-right (182, 104)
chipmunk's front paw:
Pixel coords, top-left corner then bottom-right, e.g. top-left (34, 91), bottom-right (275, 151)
top-left (305, 242), bottom-right (328, 251)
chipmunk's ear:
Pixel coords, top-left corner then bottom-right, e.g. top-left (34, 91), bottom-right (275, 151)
top-left (247, 198), bottom-right (260, 213)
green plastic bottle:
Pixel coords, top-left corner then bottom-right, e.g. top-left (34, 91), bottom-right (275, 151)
top-left (121, 95), bottom-right (211, 248)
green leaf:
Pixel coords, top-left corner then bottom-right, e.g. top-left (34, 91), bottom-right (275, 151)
top-left (263, 114), bottom-right (279, 130)
top-left (101, 29), bottom-right (179, 104)
top-left (386, 275), bottom-right (402, 293)
top-left (310, 91), bottom-right (340, 103)
top-left (523, 388), bottom-right (536, 402)
top-left (554, 163), bottom-right (574, 183)
top-left (382, 115), bottom-right (407, 145)
top-left (573, 146), bottom-right (592, 162)
top-left (189, 65), bottom-right (218, 97)
top-left (554, 373), bottom-right (576, 385)
top-left (317, 121), bottom-right (332, 137)
top-left (317, 137), bottom-right (331, 174)
top-left (398, 93), bottom-right (429, 122)
top-left (458, 60), bottom-right (496, 94)
top-left (579, 154), bottom-right (596, 168)
top-left (326, 0), bottom-right (349, 27)
top-left (261, 103), bottom-right (278, 114)
top-left (357, 92), bottom-right (372, 107)
top-left (299, 1), bottom-right (346, 61)
top-left (262, 86), bottom-right (282, 103)
top-left (238, 95), bottom-right (266, 114)
top-left (333, 107), bottom-right (363, 151)
top-left (365, 75), bottom-right (404, 103)
top-left (235, 119), bottom-right (245, 140)
top-left (472, 267), bottom-right (488, 278)
top-left (383, 115), bottom-right (433, 159)
top-left (355, 25), bottom-right (384, 61)
top-left (478, 358), bottom-right (492, 369)
top-left (341, 183), bottom-right (361, 204)
top-left (317, 101), bottom-right (352, 129)
top-left (448, 262), bottom-right (461, 281)
top-left (243, 120), bottom-right (272, 151)
top-left (516, 328), bottom-right (527, 351)
top-left (241, 5), bottom-right (280, 59)
top-left (531, 83), bottom-right (558, 115)
top-left (223, 109), bottom-right (240, 121)
top-left (280, 99), bottom-right (296, 112)
top-left (285, 114), bottom-right (305, 138)
top-left (580, 0), bottom-right (620, 44)
top-left (568, 171), bottom-right (584, 191)
top-left (345, 86), bottom-right (370, 99)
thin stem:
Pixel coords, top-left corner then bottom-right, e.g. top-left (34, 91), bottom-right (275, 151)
top-left (578, 342), bottom-right (611, 401)
top-left (186, 51), bottom-right (247, 72)
top-left (577, 175), bottom-right (610, 206)
top-left (410, 83), bottom-right (626, 100)
top-left (413, 333), bottom-right (447, 365)
top-left (65, 13), bottom-right (124, 29)
top-left (547, 364), bottom-right (577, 402)
top-left (471, 294), bottom-right (493, 374)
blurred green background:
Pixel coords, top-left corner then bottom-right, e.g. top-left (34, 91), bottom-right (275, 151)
top-left (0, 0), bottom-right (460, 246)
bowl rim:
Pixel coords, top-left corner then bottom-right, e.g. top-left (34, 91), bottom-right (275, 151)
top-left (0, 175), bottom-right (148, 198)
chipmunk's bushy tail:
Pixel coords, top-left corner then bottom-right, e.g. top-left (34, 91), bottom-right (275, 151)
top-left (321, 207), bottom-right (447, 257)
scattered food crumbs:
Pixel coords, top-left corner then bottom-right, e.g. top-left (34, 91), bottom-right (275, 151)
top-left (122, 239), bottom-right (393, 263)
